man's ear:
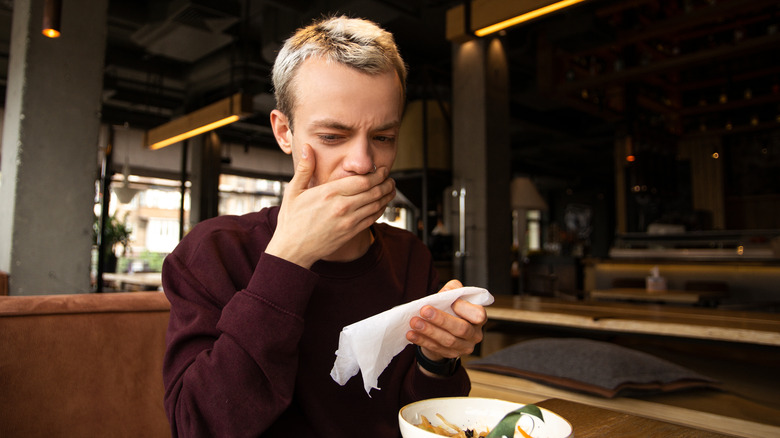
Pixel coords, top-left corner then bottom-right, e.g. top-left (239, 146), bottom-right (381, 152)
top-left (270, 109), bottom-right (293, 155)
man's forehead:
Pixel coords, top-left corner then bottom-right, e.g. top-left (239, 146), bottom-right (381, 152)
top-left (292, 57), bottom-right (404, 98)
top-left (309, 117), bottom-right (401, 132)
top-left (290, 59), bottom-right (404, 128)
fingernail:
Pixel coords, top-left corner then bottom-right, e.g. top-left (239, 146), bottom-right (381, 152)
top-left (413, 319), bottom-right (425, 330)
top-left (422, 307), bottom-right (435, 319)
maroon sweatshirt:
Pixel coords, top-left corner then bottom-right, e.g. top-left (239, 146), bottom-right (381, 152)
top-left (162, 207), bottom-right (470, 437)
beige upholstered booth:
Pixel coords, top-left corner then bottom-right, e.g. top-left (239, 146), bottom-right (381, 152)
top-left (0, 292), bottom-right (171, 438)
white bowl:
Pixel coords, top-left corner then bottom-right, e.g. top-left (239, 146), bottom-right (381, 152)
top-left (399, 397), bottom-right (572, 438)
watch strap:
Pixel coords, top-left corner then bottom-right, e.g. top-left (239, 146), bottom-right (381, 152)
top-left (415, 345), bottom-right (460, 377)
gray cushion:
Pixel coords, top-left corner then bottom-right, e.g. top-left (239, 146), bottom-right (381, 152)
top-left (468, 338), bottom-right (717, 398)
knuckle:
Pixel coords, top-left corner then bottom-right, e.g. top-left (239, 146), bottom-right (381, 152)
top-left (359, 177), bottom-right (374, 192)
top-left (451, 321), bottom-right (471, 338)
top-left (440, 334), bottom-right (458, 349)
top-left (369, 199), bottom-right (385, 215)
top-left (370, 184), bottom-right (386, 200)
top-left (332, 200), bottom-right (350, 217)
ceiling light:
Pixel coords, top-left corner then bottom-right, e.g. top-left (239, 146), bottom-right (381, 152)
top-left (114, 159), bottom-right (138, 204)
top-left (510, 177), bottom-right (548, 211)
top-left (145, 93), bottom-right (252, 150)
top-left (42, 0), bottom-right (62, 38)
top-left (474, 0), bottom-right (589, 37)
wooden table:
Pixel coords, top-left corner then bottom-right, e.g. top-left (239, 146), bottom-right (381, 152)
top-left (535, 398), bottom-right (732, 437)
top-left (102, 272), bottom-right (162, 291)
top-left (486, 295), bottom-right (780, 346)
top-left (589, 287), bottom-right (726, 305)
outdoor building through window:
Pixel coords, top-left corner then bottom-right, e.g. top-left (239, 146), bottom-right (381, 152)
top-left (94, 174), bottom-right (190, 275)
top-left (94, 173), bottom-right (290, 276)
top-left (94, 171), bottom-right (411, 283)
top-left (218, 174), bottom-right (284, 216)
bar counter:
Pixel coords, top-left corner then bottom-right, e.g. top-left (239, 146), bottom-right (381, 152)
top-left (472, 295), bottom-right (780, 437)
top-left (486, 295), bottom-right (780, 346)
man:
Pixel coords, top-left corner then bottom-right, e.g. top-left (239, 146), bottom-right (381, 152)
top-left (162, 16), bottom-right (487, 437)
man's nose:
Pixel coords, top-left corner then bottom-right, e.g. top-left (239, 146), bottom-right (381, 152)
top-left (343, 137), bottom-right (375, 174)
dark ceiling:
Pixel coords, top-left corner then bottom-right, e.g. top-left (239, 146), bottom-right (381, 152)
top-left (504, 0), bottom-right (780, 185)
top-left (1, 0), bottom-right (778, 188)
top-left (97, 0), bottom-right (457, 130)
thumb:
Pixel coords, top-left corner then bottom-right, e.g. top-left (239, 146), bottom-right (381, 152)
top-left (439, 279), bottom-right (463, 293)
top-left (288, 144), bottom-right (315, 195)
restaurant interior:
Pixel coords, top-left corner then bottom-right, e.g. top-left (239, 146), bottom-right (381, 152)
top-left (1, 0), bottom-right (779, 437)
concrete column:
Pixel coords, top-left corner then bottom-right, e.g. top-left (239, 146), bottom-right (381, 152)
top-left (451, 38), bottom-right (512, 292)
top-left (0, 0), bottom-right (108, 294)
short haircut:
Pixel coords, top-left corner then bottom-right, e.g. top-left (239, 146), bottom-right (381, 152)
top-left (271, 15), bottom-right (407, 128)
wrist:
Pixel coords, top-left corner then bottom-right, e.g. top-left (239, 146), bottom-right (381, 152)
top-left (264, 239), bottom-right (316, 270)
top-left (415, 345), bottom-right (460, 377)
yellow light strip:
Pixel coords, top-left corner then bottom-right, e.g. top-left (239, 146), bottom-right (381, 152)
top-left (42, 28), bottom-right (60, 38)
top-left (42, 0), bottom-right (62, 39)
top-left (474, 0), bottom-right (588, 37)
top-left (149, 115), bottom-right (240, 150)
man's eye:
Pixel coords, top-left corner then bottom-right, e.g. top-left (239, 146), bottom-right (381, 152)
top-left (374, 135), bottom-right (396, 144)
top-left (318, 134), bottom-right (342, 143)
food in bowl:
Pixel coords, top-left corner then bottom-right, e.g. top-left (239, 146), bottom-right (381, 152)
top-left (414, 404), bottom-right (544, 437)
top-left (415, 413), bottom-right (491, 437)
top-left (399, 397), bottom-right (572, 438)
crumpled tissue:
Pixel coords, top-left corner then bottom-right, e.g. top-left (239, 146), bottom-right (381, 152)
top-left (330, 286), bottom-right (494, 395)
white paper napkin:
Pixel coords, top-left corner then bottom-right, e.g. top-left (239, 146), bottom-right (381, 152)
top-left (330, 286), bottom-right (494, 395)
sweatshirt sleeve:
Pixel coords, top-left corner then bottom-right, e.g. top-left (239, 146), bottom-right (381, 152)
top-left (162, 249), bottom-right (318, 438)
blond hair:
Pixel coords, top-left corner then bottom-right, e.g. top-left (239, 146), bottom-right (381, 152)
top-left (272, 16), bottom-right (407, 126)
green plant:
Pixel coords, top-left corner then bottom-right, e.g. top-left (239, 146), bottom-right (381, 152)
top-left (93, 213), bottom-right (132, 256)
top-left (138, 250), bottom-right (166, 272)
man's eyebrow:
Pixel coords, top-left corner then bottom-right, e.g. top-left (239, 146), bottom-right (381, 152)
top-left (374, 121), bottom-right (401, 132)
top-left (310, 119), bottom-right (401, 132)
top-left (311, 119), bottom-right (351, 131)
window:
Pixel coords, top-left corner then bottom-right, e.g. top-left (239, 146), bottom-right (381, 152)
top-left (146, 219), bottom-right (180, 252)
top-left (218, 174), bottom-right (285, 216)
top-left (95, 174), bottom-right (190, 274)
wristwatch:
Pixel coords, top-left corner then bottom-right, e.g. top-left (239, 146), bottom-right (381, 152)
top-left (415, 345), bottom-right (460, 377)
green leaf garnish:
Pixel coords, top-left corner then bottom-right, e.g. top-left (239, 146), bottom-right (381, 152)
top-left (485, 404), bottom-right (544, 438)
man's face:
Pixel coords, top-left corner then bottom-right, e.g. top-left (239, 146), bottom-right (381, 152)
top-left (277, 58), bottom-right (403, 187)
